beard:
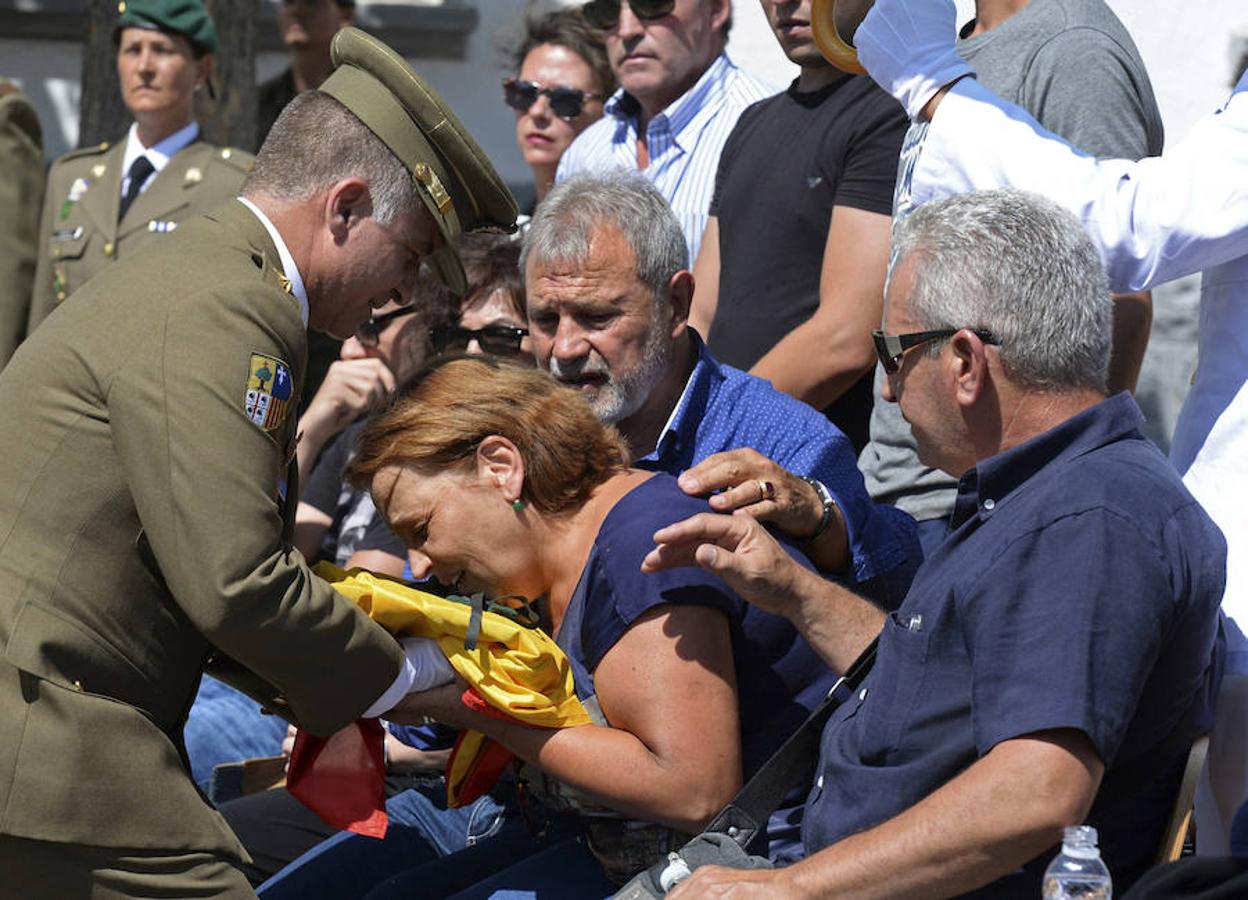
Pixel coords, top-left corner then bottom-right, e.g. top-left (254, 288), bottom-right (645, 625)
top-left (547, 319), bottom-right (672, 425)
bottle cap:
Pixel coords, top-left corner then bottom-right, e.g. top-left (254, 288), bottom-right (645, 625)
top-left (1061, 825), bottom-right (1101, 859)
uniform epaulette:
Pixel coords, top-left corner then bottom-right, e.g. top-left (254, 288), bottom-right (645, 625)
top-left (213, 146), bottom-right (256, 174)
top-left (56, 141), bottom-right (111, 162)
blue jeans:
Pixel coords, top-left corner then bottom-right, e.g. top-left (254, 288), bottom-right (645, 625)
top-left (258, 782), bottom-right (509, 900)
top-left (184, 676), bottom-right (287, 793)
top-left (357, 820), bottom-right (604, 900)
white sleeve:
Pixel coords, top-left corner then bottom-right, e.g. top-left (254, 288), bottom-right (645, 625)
top-left (911, 75), bottom-right (1248, 293)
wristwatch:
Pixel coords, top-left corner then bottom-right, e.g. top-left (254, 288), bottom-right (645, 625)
top-left (797, 475), bottom-right (838, 541)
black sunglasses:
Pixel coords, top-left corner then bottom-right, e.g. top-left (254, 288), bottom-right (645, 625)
top-left (355, 306), bottom-right (419, 349)
top-left (872, 328), bottom-right (1000, 374)
top-left (583, 0), bottom-right (677, 30)
top-left (503, 78), bottom-right (601, 121)
top-left (431, 324), bottom-right (530, 357)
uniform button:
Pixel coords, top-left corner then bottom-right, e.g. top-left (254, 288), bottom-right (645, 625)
top-left (52, 248), bottom-right (61, 259)
top-left (72, 680), bottom-right (84, 692)
top-left (220, 148), bottom-right (232, 160)
top-left (103, 242), bottom-right (115, 257)
top-left (56, 291), bottom-right (67, 302)
top-left (983, 498), bottom-right (996, 511)
top-left (859, 687), bottom-right (868, 701)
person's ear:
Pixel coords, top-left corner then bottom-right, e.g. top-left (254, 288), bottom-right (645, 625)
top-left (948, 329), bottom-right (990, 408)
top-left (709, 0), bottom-right (731, 35)
top-left (325, 177), bottom-right (371, 243)
top-left (476, 435), bottom-right (527, 505)
top-left (666, 270), bottom-right (694, 338)
top-left (195, 54), bottom-right (213, 91)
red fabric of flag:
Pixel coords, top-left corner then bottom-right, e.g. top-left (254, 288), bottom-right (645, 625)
top-left (287, 718), bottom-right (388, 839)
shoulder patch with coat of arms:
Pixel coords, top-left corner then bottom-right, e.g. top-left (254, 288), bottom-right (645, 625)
top-left (244, 352), bottom-right (294, 432)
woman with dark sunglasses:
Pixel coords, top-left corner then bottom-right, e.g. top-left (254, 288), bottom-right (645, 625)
top-left (431, 232), bottom-right (535, 364)
top-left (504, 9), bottom-right (615, 208)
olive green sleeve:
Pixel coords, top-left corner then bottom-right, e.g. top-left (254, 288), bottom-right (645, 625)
top-left (26, 149), bottom-right (62, 339)
top-left (0, 95), bottom-right (42, 368)
top-left (107, 273), bottom-right (402, 735)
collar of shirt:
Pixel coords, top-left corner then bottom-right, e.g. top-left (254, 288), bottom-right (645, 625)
top-left (639, 330), bottom-right (720, 466)
top-left (121, 120), bottom-right (199, 192)
top-left (604, 52), bottom-right (738, 153)
top-left (237, 196), bottom-right (310, 326)
top-left (950, 391), bottom-right (1146, 529)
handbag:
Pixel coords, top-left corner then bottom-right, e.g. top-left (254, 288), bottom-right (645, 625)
top-left (611, 638), bottom-right (878, 898)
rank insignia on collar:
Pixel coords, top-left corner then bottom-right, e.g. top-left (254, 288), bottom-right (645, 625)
top-left (244, 352), bottom-right (294, 432)
top-left (184, 167), bottom-right (203, 185)
top-left (277, 273), bottom-right (293, 294)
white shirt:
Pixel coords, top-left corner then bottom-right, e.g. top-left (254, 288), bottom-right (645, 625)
top-left (120, 120), bottom-right (200, 200)
top-left (237, 197), bottom-right (310, 327)
top-left (910, 73), bottom-right (1248, 670)
top-left (556, 53), bottom-right (773, 265)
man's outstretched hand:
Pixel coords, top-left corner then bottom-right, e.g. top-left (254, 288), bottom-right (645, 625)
top-left (643, 511), bottom-right (805, 620)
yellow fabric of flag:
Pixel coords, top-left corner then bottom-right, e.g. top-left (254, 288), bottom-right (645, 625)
top-left (316, 563), bottom-right (592, 805)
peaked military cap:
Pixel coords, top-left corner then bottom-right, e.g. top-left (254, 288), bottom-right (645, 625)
top-left (114, 0), bottom-right (219, 55)
top-left (319, 27), bottom-right (518, 295)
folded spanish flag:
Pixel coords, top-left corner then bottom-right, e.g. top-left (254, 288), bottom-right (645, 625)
top-left (286, 564), bottom-right (592, 837)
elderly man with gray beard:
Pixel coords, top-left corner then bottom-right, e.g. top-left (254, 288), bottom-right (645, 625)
top-left (524, 173), bottom-right (920, 620)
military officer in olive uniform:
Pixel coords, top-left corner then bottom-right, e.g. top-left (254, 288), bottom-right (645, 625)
top-left (27, 0), bottom-right (253, 335)
top-left (0, 80), bottom-right (43, 370)
top-left (0, 26), bottom-right (515, 898)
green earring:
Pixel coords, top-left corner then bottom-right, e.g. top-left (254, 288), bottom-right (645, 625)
top-left (511, 498), bottom-right (525, 513)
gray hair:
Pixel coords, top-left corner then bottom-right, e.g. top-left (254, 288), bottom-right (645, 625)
top-left (521, 172), bottom-right (688, 304)
top-left (890, 189), bottom-right (1112, 394)
top-left (243, 91), bottom-right (420, 227)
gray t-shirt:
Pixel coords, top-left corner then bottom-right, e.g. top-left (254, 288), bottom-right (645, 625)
top-left (861, 0), bottom-right (1164, 521)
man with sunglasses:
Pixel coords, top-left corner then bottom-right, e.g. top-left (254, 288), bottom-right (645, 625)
top-left (649, 189), bottom-right (1224, 898)
top-left (557, 0), bottom-right (771, 264)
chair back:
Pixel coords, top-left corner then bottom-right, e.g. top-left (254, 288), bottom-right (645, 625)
top-left (1156, 734), bottom-right (1210, 864)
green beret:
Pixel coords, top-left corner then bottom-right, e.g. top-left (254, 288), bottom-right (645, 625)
top-left (114, 0), bottom-right (219, 55)
top-left (319, 28), bottom-right (518, 295)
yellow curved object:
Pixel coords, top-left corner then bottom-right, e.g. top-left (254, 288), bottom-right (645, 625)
top-left (812, 0), bottom-right (868, 75)
top-left (317, 563), bottom-right (593, 804)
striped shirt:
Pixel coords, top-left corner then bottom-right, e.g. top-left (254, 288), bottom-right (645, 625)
top-left (556, 53), bottom-right (773, 266)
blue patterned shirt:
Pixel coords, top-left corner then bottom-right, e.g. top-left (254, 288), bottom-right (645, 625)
top-left (556, 53), bottom-right (773, 265)
top-left (637, 334), bottom-right (920, 597)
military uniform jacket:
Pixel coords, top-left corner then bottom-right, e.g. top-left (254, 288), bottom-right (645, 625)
top-left (27, 135), bottom-right (253, 335)
top-left (0, 200), bottom-right (402, 857)
top-left (0, 86), bottom-right (43, 370)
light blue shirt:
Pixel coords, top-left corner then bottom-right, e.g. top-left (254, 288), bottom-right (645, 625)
top-left (556, 53), bottom-right (772, 265)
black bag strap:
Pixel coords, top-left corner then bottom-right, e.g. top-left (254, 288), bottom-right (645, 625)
top-left (704, 637), bottom-right (878, 848)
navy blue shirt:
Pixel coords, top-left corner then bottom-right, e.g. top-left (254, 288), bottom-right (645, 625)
top-left (557, 474), bottom-right (836, 862)
top-left (803, 393), bottom-right (1225, 894)
top-left (638, 333), bottom-right (920, 606)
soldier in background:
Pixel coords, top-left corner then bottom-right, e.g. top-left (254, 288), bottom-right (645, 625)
top-left (26, 0), bottom-right (252, 335)
top-left (0, 80), bottom-right (43, 370)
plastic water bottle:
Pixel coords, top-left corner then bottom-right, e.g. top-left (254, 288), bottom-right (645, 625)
top-left (1042, 825), bottom-right (1112, 899)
